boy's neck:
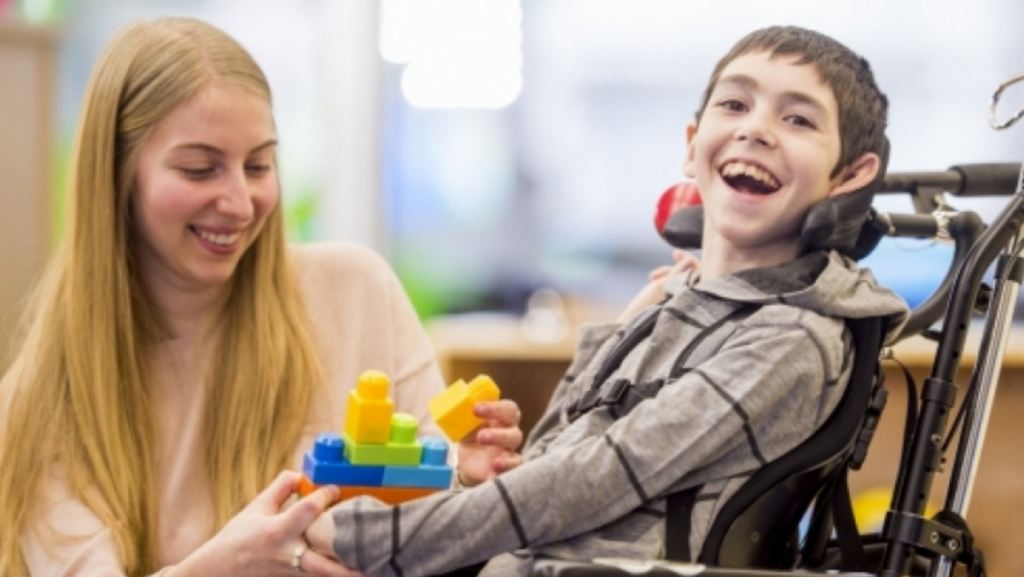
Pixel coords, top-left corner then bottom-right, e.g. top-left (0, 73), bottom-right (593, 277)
top-left (699, 236), bottom-right (804, 281)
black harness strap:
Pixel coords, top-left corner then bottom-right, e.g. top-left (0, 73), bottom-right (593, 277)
top-left (565, 303), bottom-right (765, 424)
top-left (664, 487), bottom-right (699, 561)
top-left (566, 302), bottom-right (762, 422)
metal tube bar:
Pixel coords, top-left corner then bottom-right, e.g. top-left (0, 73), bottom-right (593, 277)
top-left (881, 191), bottom-right (1024, 577)
top-left (930, 249), bottom-right (1022, 577)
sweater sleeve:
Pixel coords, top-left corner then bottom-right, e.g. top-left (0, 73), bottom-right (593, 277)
top-left (523, 321), bottom-right (620, 458)
top-left (330, 315), bottom-right (843, 576)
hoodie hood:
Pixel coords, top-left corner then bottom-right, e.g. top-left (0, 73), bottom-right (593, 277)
top-left (665, 250), bottom-right (909, 344)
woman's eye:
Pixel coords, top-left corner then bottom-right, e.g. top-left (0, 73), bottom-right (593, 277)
top-left (179, 167), bottom-right (215, 180)
top-left (246, 164), bottom-right (271, 176)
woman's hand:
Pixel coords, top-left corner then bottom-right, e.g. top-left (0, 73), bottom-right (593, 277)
top-left (172, 471), bottom-right (363, 577)
top-left (616, 249), bottom-right (700, 324)
top-left (456, 400), bottom-right (524, 486)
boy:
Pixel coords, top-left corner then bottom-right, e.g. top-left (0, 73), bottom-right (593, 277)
top-left (306, 25), bottom-right (909, 577)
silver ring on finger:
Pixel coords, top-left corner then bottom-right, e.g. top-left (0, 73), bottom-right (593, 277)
top-left (292, 543), bottom-right (309, 573)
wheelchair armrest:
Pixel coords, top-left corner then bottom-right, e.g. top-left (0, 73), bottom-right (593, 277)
top-left (530, 559), bottom-right (875, 576)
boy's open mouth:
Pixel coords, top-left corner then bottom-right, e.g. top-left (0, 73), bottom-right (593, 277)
top-left (720, 161), bottom-right (781, 195)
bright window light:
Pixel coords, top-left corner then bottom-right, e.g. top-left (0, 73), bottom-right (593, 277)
top-left (380, 0), bottom-right (523, 109)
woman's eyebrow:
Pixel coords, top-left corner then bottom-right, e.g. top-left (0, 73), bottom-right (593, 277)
top-left (170, 139), bottom-right (278, 156)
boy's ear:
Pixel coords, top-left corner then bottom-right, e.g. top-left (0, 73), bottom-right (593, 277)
top-left (683, 122), bottom-right (698, 179)
top-left (828, 152), bottom-right (881, 198)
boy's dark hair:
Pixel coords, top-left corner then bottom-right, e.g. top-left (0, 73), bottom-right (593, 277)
top-left (696, 26), bottom-right (888, 178)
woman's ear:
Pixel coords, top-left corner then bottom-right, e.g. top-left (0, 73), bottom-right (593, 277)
top-left (828, 152), bottom-right (881, 198)
top-left (683, 122), bottom-right (698, 179)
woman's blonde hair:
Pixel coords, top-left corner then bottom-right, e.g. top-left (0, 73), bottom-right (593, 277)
top-left (0, 18), bottom-right (321, 576)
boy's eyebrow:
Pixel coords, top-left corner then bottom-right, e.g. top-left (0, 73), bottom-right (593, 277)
top-left (717, 74), bottom-right (830, 116)
top-left (171, 139), bottom-right (278, 156)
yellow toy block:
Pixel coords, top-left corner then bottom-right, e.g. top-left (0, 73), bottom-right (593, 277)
top-left (344, 370), bottom-right (395, 444)
top-left (428, 374), bottom-right (501, 442)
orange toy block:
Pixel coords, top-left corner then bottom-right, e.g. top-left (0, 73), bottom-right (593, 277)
top-left (427, 374), bottom-right (501, 442)
top-left (298, 474), bottom-right (438, 505)
top-left (344, 370), bottom-right (395, 444)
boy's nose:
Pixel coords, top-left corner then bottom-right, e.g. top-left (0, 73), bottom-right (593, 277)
top-left (735, 114), bottom-right (776, 147)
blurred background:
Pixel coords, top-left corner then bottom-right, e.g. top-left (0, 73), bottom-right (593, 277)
top-left (3, 0), bottom-right (1024, 573)
top-left (3, 0), bottom-right (1024, 324)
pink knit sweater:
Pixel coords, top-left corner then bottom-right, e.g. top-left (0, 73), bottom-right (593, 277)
top-left (16, 243), bottom-right (446, 575)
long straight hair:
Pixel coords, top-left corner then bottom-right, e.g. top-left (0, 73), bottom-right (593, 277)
top-left (0, 18), bottom-right (322, 576)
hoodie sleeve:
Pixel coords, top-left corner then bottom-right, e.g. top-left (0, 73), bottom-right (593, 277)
top-left (522, 321), bottom-right (622, 457)
top-left (330, 309), bottom-right (848, 576)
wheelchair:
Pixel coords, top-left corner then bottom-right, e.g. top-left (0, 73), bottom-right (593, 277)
top-left (531, 73), bottom-right (1024, 577)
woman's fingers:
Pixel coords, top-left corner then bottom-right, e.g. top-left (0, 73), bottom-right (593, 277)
top-left (648, 265), bottom-right (674, 281)
top-left (284, 484), bottom-right (340, 533)
top-left (671, 249), bottom-right (700, 271)
top-left (300, 546), bottom-right (365, 577)
top-left (249, 471), bottom-right (303, 512)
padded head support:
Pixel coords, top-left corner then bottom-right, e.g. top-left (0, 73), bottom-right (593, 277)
top-left (659, 139), bottom-right (890, 260)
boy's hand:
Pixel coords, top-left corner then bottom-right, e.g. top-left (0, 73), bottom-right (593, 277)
top-left (306, 509), bottom-right (340, 562)
top-left (456, 400), bottom-right (524, 486)
top-left (617, 250), bottom-right (700, 324)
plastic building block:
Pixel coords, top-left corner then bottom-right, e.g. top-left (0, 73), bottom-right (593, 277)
top-left (298, 474), bottom-right (440, 505)
top-left (381, 436), bottom-right (453, 489)
top-left (339, 485), bottom-right (439, 505)
top-left (342, 413), bottom-right (423, 465)
top-left (297, 370), bottom-right (462, 504)
top-left (343, 370), bottom-right (395, 444)
top-left (302, 432), bottom-right (384, 486)
top-left (427, 374), bottom-right (501, 442)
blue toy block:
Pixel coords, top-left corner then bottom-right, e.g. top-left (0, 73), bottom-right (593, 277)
top-left (381, 436), bottom-right (453, 489)
top-left (381, 464), bottom-right (453, 489)
top-left (419, 436), bottom-right (450, 466)
top-left (304, 432), bottom-right (385, 486)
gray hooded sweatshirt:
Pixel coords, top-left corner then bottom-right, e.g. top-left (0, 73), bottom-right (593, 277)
top-left (330, 250), bottom-right (909, 577)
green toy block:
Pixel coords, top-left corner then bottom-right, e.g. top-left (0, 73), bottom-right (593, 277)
top-left (342, 431), bottom-right (423, 466)
top-left (390, 412), bottom-right (419, 444)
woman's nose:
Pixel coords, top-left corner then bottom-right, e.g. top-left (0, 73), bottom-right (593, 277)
top-left (216, 171), bottom-right (255, 221)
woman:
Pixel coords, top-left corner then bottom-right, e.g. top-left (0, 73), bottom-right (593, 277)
top-left (0, 17), bottom-right (520, 577)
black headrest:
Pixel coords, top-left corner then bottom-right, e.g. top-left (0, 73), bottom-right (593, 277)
top-left (659, 139), bottom-right (891, 261)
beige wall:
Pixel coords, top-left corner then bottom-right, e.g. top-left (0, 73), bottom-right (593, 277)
top-left (0, 23), bottom-right (56, 372)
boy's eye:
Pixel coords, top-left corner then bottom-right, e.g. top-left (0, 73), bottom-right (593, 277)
top-left (717, 99), bottom-right (747, 112)
top-left (785, 114), bottom-right (816, 129)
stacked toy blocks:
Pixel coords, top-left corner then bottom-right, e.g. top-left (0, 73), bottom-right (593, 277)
top-left (298, 370), bottom-right (453, 505)
top-left (428, 374), bottom-right (501, 442)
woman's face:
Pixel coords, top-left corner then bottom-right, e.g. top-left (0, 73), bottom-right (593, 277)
top-left (132, 80), bottom-right (279, 299)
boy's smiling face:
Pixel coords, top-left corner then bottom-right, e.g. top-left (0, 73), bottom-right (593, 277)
top-left (685, 50), bottom-right (875, 270)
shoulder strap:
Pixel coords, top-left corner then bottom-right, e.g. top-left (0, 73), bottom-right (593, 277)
top-left (668, 302), bottom-right (761, 379)
top-left (566, 302), bottom-right (761, 422)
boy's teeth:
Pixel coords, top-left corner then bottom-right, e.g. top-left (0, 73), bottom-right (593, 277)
top-left (721, 162), bottom-right (780, 188)
top-left (197, 229), bottom-right (240, 246)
